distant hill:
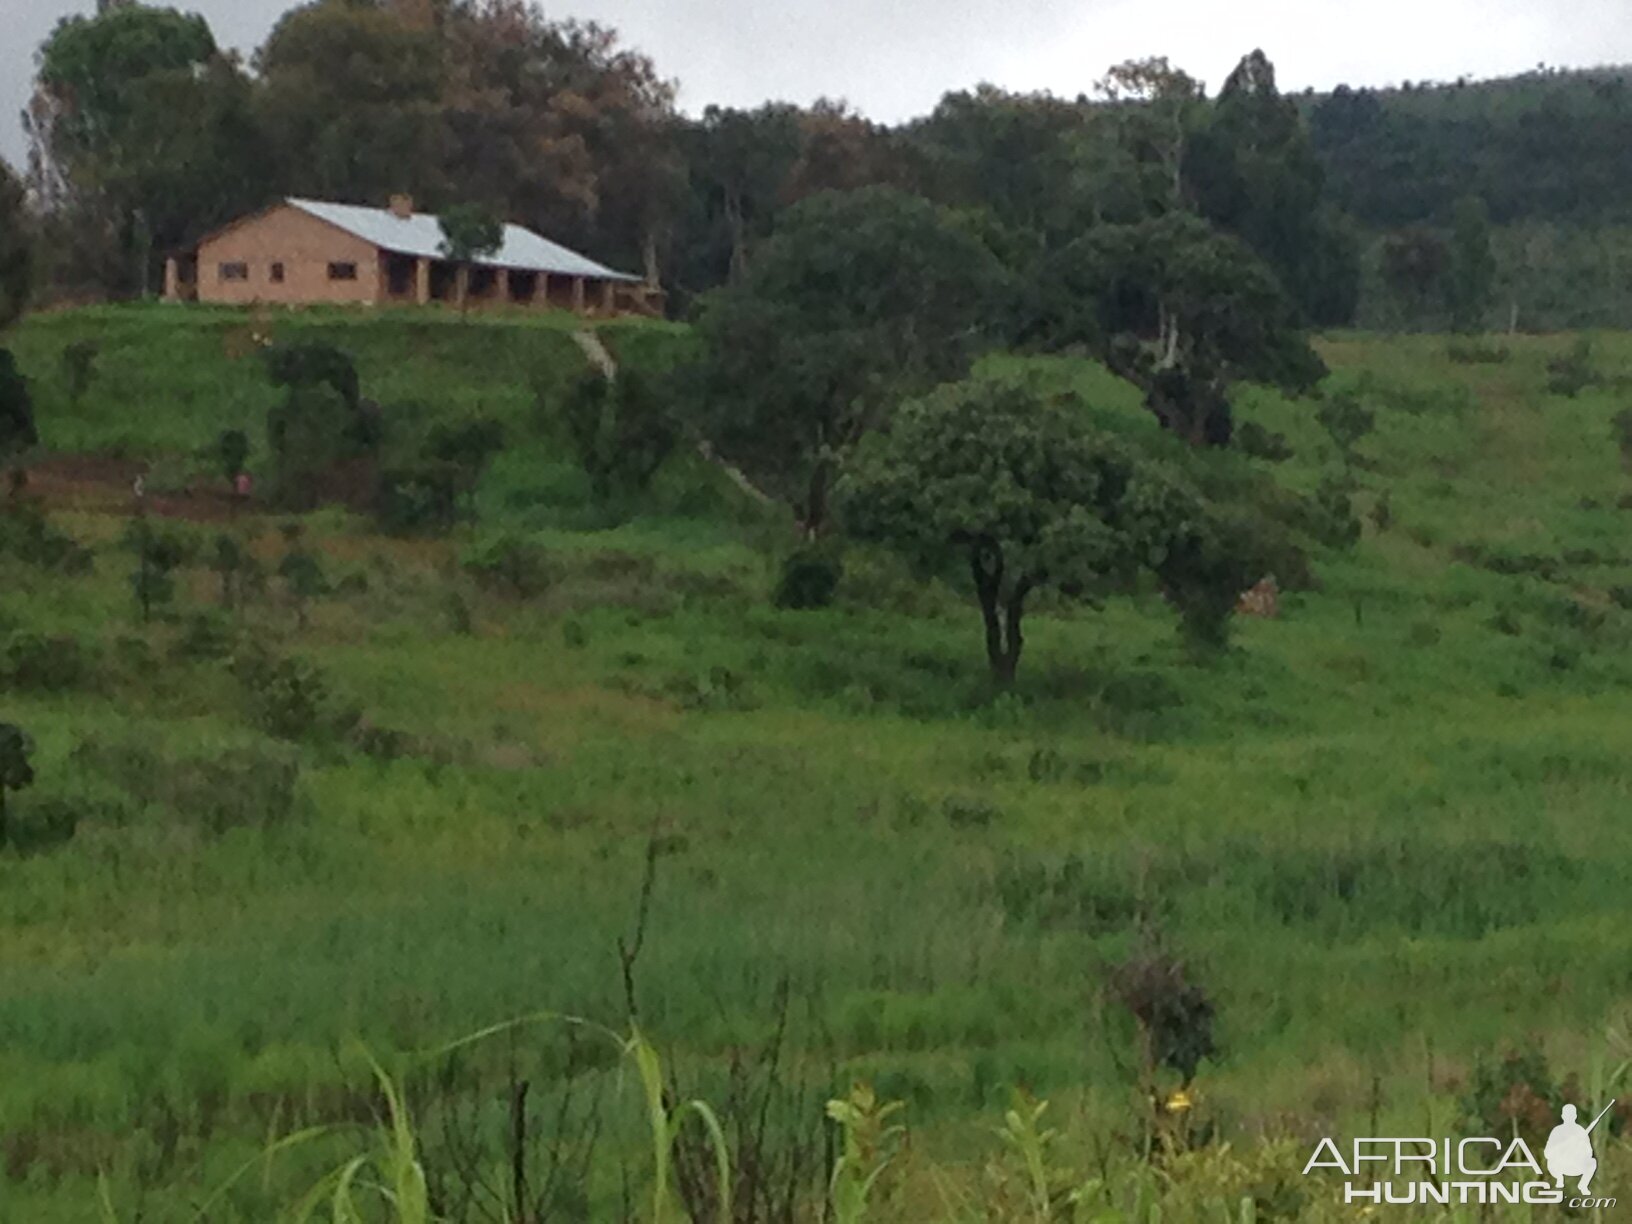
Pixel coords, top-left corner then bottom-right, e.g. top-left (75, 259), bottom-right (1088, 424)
top-left (1304, 64), bottom-right (1632, 227)
top-left (1296, 66), bottom-right (1632, 331)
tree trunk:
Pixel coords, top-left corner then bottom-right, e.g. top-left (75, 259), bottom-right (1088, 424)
top-left (725, 191), bottom-right (752, 284)
top-left (972, 550), bottom-right (1028, 685)
top-left (802, 457), bottom-right (834, 539)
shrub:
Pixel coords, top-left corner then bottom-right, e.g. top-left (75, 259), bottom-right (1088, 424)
top-left (172, 612), bottom-right (236, 662)
top-left (213, 428), bottom-right (250, 482)
top-left (1445, 339), bottom-right (1509, 365)
top-left (7, 797), bottom-right (79, 855)
top-left (0, 502), bottom-right (92, 572)
top-left (123, 518), bottom-right (192, 622)
top-left (376, 462), bottom-right (461, 534)
top-left (463, 534), bottom-right (551, 598)
top-left (61, 339), bottom-right (98, 404)
top-left (1304, 476), bottom-right (1362, 551)
top-left (1234, 420), bottom-right (1294, 462)
top-left (231, 648), bottom-right (335, 742)
top-left (1315, 389), bottom-right (1375, 466)
top-left (1546, 337), bottom-right (1598, 398)
top-left (167, 747), bottom-right (302, 833)
top-left (1109, 934), bottom-right (1218, 1088)
top-left (773, 545), bottom-right (843, 609)
top-left (0, 721), bottom-right (34, 847)
top-left (5, 632), bottom-right (92, 691)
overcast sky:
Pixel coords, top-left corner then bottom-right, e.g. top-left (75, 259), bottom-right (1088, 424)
top-left (7, 0), bottom-right (1632, 170)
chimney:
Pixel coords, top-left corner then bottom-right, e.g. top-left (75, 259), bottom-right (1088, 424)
top-left (388, 194), bottom-right (414, 220)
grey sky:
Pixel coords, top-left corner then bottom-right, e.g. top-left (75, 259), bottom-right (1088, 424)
top-left (6, 0), bottom-right (1632, 171)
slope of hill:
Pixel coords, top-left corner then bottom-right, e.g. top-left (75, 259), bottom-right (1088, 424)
top-left (3, 308), bottom-right (1632, 1218)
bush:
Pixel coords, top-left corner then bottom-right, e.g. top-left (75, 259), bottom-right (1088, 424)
top-left (463, 534), bottom-right (551, 598)
top-left (376, 462), bottom-right (461, 534)
top-left (1445, 339), bottom-right (1510, 365)
top-left (172, 612), bottom-right (236, 662)
top-left (773, 545), bottom-right (843, 609)
top-left (1304, 476), bottom-right (1362, 551)
top-left (0, 503), bottom-right (93, 572)
top-left (1234, 420), bottom-right (1294, 462)
top-left (4, 632), bottom-right (93, 691)
top-left (7, 797), bottom-right (79, 855)
top-left (1546, 337), bottom-right (1598, 398)
top-left (231, 648), bottom-right (336, 742)
top-left (167, 747), bottom-right (302, 833)
top-left (61, 339), bottom-right (98, 403)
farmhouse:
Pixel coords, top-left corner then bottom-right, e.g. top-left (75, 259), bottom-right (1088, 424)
top-left (164, 195), bottom-right (658, 316)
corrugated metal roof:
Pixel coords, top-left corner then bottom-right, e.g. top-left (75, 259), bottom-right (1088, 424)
top-left (287, 198), bottom-right (640, 282)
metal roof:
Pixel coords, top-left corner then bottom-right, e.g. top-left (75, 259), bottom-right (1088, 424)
top-left (287, 197), bottom-right (640, 282)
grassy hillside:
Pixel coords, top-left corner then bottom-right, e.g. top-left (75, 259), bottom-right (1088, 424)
top-left (3, 308), bottom-right (1632, 1219)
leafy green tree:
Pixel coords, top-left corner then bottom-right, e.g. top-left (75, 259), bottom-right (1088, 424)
top-left (29, 4), bottom-right (262, 295)
top-left (694, 186), bottom-right (1008, 533)
top-left (1379, 226), bottom-right (1450, 321)
top-left (255, 0), bottom-right (444, 207)
top-left (123, 517), bottom-right (188, 622)
top-left (1036, 211), bottom-right (1326, 446)
top-left (1446, 195), bottom-right (1497, 332)
top-left (1315, 389), bottom-right (1376, 468)
top-left (0, 722), bottom-right (34, 848)
top-left (1186, 50), bottom-right (1360, 326)
top-left (0, 163), bottom-right (31, 331)
top-left (437, 204), bottom-right (504, 309)
top-left (278, 550), bottom-right (328, 630)
top-left (264, 343), bottom-right (374, 508)
top-left (555, 370), bottom-right (679, 502)
top-left (842, 379), bottom-right (1198, 684)
top-left (424, 415), bottom-right (505, 510)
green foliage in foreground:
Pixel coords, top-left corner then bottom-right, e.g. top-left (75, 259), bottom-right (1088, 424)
top-left (3, 311), bottom-right (1632, 1219)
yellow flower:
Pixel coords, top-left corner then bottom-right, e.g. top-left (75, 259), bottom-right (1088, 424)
top-left (1164, 1089), bottom-right (1194, 1114)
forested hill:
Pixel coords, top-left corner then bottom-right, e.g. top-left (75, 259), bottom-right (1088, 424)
top-left (1305, 65), bottom-right (1632, 228)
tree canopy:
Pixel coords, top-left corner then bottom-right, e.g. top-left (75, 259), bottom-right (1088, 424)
top-left (842, 378), bottom-right (1237, 682)
top-left (692, 186), bottom-right (1009, 532)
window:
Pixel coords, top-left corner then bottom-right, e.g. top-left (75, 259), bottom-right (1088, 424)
top-left (270, 262), bottom-right (285, 283)
top-left (218, 262), bottom-right (248, 282)
top-left (327, 262), bottom-right (358, 281)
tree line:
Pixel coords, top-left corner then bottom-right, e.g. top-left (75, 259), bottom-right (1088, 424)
top-left (8, 1), bottom-right (1364, 322)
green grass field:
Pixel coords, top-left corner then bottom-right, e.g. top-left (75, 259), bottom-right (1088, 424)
top-left (3, 306), bottom-right (1632, 1220)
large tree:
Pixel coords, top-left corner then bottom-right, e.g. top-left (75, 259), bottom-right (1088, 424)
top-left (256, 0), bottom-right (446, 208)
top-left (693, 186), bottom-right (1009, 533)
top-left (1034, 210), bottom-right (1326, 446)
top-left (28, 3), bottom-right (257, 295)
top-left (1186, 50), bottom-right (1360, 326)
top-left (842, 378), bottom-right (1235, 683)
top-left (437, 4), bottom-right (678, 274)
top-left (1446, 194), bottom-right (1497, 332)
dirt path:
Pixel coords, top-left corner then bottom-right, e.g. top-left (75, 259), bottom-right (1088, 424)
top-left (19, 455), bottom-right (249, 524)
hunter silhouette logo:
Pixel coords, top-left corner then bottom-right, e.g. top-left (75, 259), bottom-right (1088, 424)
top-left (1545, 1101), bottom-right (1612, 1195)
top-left (1303, 1099), bottom-right (1617, 1208)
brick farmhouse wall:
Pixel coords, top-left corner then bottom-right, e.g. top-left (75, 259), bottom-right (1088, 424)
top-left (197, 205), bottom-right (383, 306)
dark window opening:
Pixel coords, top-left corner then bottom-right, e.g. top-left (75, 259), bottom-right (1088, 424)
top-left (385, 253), bottom-right (417, 297)
top-left (327, 262), bottom-right (358, 281)
top-left (270, 262), bottom-right (285, 283)
top-left (509, 270), bottom-right (537, 303)
top-left (219, 262), bottom-right (248, 282)
top-left (468, 267), bottom-right (497, 299)
top-left (428, 261), bottom-right (457, 301)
